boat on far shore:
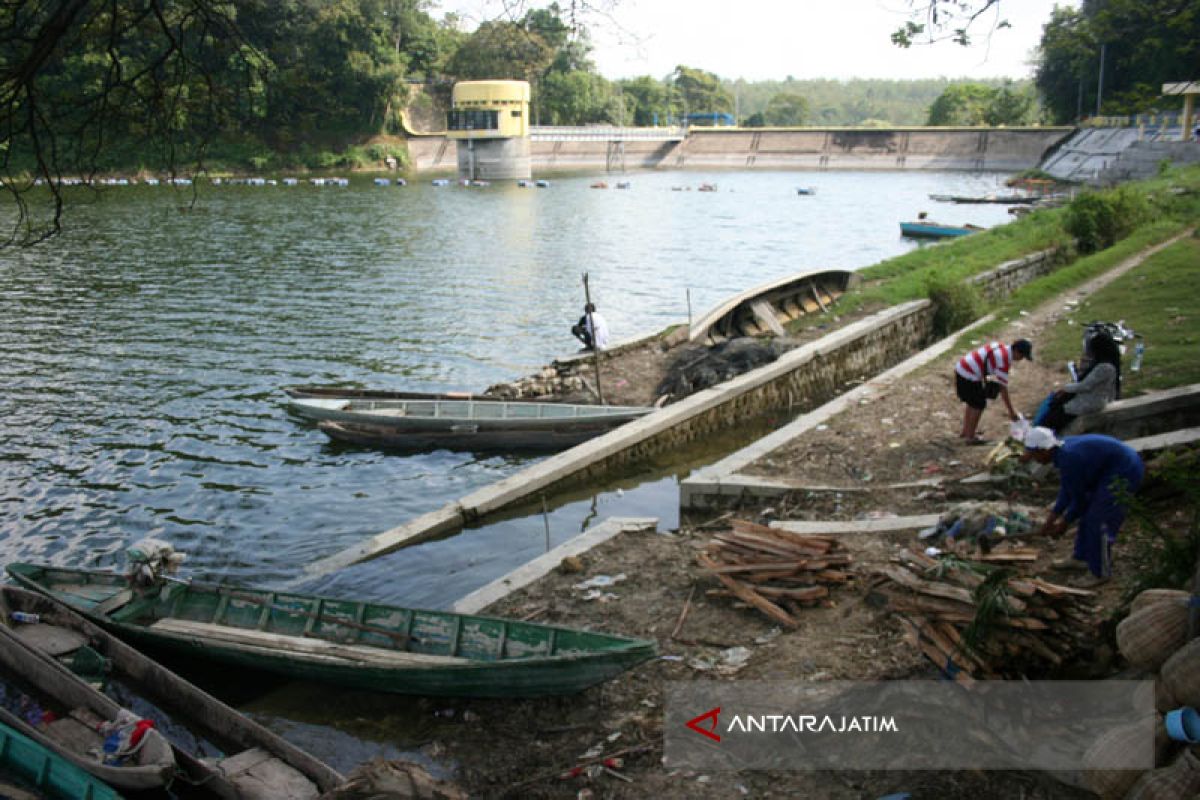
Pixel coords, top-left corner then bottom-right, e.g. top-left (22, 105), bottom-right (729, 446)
top-left (928, 193), bottom-right (1039, 204)
top-left (899, 220), bottom-right (985, 240)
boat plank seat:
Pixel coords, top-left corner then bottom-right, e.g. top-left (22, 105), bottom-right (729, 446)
top-left (45, 716), bottom-right (103, 753)
top-left (149, 618), bottom-right (471, 667)
top-left (216, 747), bottom-right (320, 800)
top-left (11, 624), bottom-right (87, 657)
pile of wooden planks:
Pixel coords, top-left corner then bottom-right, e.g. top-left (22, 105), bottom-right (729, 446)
top-left (872, 548), bottom-right (1098, 683)
top-left (698, 519), bottom-right (853, 628)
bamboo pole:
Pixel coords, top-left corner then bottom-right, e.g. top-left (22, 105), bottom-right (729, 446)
top-left (582, 272), bottom-right (604, 404)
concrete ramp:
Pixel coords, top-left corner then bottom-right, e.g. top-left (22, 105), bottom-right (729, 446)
top-left (1041, 128), bottom-right (1143, 182)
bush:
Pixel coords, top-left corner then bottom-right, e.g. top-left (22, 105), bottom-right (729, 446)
top-left (926, 275), bottom-right (983, 337)
top-left (1064, 186), bottom-right (1150, 254)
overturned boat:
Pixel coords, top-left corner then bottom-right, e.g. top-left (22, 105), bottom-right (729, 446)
top-left (688, 268), bottom-right (858, 346)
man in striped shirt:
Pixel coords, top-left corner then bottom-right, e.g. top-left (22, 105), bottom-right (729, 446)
top-left (954, 338), bottom-right (1033, 443)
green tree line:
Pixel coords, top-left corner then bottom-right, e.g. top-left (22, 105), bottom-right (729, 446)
top-left (3, 0), bottom-right (1197, 240)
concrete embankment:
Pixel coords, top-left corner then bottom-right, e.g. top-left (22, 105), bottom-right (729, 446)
top-left (300, 248), bottom-right (1062, 581)
top-left (408, 127), bottom-right (1073, 173)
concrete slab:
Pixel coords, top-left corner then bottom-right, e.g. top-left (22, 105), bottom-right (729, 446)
top-left (770, 514), bottom-right (941, 535)
top-left (299, 505), bottom-right (464, 581)
top-left (450, 517), bottom-right (657, 614)
top-left (1071, 383), bottom-right (1200, 438)
top-left (1128, 427), bottom-right (1200, 455)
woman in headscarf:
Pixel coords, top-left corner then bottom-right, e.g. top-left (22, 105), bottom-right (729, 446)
top-left (1039, 329), bottom-right (1122, 433)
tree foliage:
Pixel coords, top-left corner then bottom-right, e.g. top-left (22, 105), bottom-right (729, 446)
top-left (891, 0), bottom-right (1009, 47)
top-left (1035, 0), bottom-right (1200, 123)
top-left (763, 92), bottom-right (809, 126)
top-left (927, 80), bottom-right (1036, 126)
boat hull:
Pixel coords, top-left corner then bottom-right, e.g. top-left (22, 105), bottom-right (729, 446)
top-left (899, 221), bottom-right (983, 239)
top-left (318, 419), bottom-right (620, 453)
top-left (8, 564), bottom-right (658, 699)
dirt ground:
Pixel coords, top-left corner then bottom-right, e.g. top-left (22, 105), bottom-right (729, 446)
top-left (431, 253), bottom-right (1167, 799)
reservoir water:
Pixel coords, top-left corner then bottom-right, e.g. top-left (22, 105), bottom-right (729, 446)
top-left (0, 169), bottom-right (1018, 611)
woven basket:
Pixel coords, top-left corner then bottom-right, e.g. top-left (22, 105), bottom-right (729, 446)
top-left (1162, 638), bottom-right (1200, 711)
top-left (1124, 747), bottom-right (1200, 800)
top-left (1117, 600), bottom-right (1191, 670)
top-left (1130, 589), bottom-right (1190, 616)
top-left (1083, 720), bottom-right (1152, 799)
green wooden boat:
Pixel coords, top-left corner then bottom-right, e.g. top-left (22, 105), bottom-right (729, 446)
top-left (0, 720), bottom-right (123, 800)
top-left (2, 585), bottom-right (344, 798)
top-left (8, 563), bottom-right (657, 698)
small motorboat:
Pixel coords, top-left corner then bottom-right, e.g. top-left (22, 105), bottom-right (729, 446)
top-left (796, 187), bottom-right (816, 196)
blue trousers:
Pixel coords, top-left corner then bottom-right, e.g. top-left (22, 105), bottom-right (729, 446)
top-left (1072, 471), bottom-right (1143, 577)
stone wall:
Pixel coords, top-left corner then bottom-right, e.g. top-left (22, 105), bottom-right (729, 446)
top-left (969, 248), bottom-right (1065, 299)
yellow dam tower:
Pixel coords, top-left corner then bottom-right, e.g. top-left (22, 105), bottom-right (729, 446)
top-left (447, 80), bottom-right (532, 180)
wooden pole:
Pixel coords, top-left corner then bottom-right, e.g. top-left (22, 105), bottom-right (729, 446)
top-left (582, 272), bottom-right (605, 404)
top-left (541, 495), bottom-right (552, 553)
top-left (686, 288), bottom-right (692, 332)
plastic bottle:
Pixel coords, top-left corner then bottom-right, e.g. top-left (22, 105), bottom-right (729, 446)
top-left (1131, 341), bottom-right (1144, 372)
top-left (10, 611), bottom-right (39, 624)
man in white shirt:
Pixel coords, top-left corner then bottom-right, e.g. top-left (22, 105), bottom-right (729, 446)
top-left (571, 303), bottom-right (610, 351)
top-left (571, 302), bottom-right (609, 347)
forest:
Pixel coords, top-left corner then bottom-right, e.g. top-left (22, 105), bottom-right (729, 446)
top-left (2, 0), bottom-right (1197, 180)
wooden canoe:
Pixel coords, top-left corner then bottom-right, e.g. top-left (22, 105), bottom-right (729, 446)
top-left (0, 720), bottom-right (122, 800)
top-left (290, 397), bottom-right (653, 452)
top-left (8, 564), bottom-right (658, 699)
top-left (0, 606), bottom-right (174, 791)
top-left (1, 586), bottom-right (344, 799)
top-left (687, 268), bottom-right (858, 345)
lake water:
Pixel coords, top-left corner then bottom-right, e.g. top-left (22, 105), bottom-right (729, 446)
top-left (0, 169), bottom-right (1018, 609)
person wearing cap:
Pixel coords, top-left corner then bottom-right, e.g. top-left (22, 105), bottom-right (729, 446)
top-left (954, 339), bottom-right (1033, 443)
top-left (1021, 427), bottom-right (1144, 585)
top-left (570, 303), bottom-right (610, 351)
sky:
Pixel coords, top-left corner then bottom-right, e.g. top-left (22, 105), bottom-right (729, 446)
top-left (438, 0), bottom-right (1079, 82)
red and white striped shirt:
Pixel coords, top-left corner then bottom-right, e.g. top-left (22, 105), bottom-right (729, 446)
top-left (955, 342), bottom-right (1013, 386)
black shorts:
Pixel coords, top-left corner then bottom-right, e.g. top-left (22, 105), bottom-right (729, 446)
top-left (956, 373), bottom-right (987, 410)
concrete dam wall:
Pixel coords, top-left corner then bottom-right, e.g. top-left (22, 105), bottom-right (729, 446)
top-left (408, 127), bottom-right (1073, 173)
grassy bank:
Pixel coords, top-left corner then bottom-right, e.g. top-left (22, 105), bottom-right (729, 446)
top-left (1034, 232), bottom-right (1200, 394)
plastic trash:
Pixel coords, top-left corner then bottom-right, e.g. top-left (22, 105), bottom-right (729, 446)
top-left (10, 611), bottom-right (39, 624)
top-left (1165, 707), bottom-right (1200, 743)
top-left (1131, 341), bottom-right (1144, 372)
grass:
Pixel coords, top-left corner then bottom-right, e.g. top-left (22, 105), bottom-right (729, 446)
top-left (1034, 233), bottom-right (1200, 395)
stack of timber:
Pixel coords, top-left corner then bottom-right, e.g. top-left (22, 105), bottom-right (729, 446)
top-left (872, 548), bottom-right (1098, 683)
top-left (698, 519), bottom-right (853, 628)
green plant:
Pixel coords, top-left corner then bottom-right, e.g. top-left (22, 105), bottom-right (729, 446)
top-left (926, 274), bottom-right (983, 337)
top-left (1064, 186), bottom-right (1150, 254)
top-left (1121, 450), bottom-right (1200, 602)
top-left (964, 567), bottom-right (1018, 651)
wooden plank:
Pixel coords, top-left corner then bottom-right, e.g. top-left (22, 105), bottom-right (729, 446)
top-left (698, 554), bottom-right (798, 628)
top-left (148, 618), bottom-right (469, 667)
top-left (773, 514), bottom-right (942, 535)
top-left (749, 299), bottom-right (786, 336)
